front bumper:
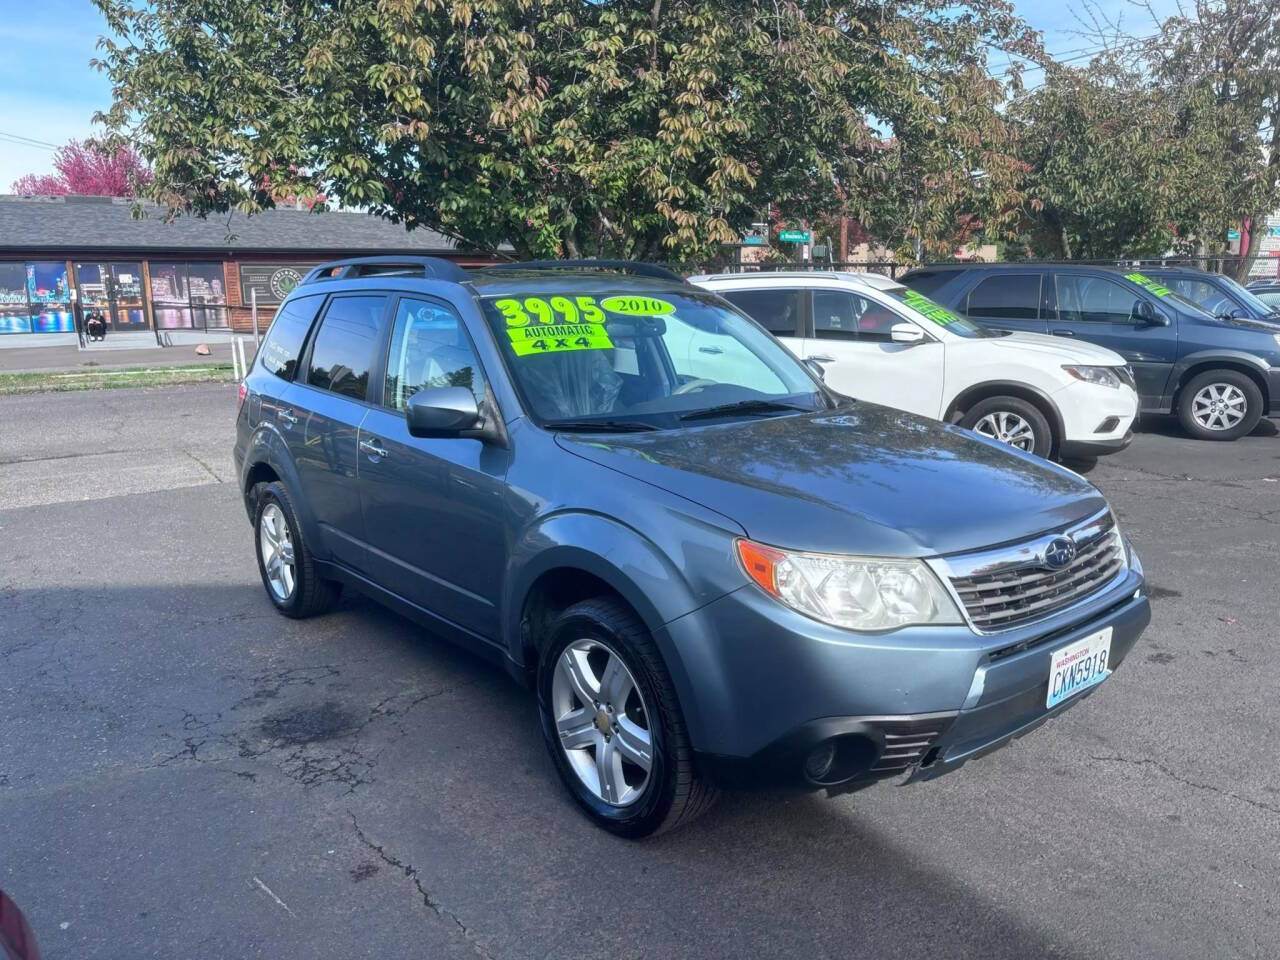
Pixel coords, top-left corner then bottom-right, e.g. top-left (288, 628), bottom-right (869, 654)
top-left (666, 559), bottom-right (1149, 791)
top-left (1060, 430), bottom-right (1133, 459)
top-left (1053, 380), bottom-right (1139, 454)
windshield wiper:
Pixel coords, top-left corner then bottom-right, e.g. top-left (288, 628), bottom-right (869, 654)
top-left (545, 419), bottom-right (660, 433)
top-left (678, 399), bottom-right (812, 422)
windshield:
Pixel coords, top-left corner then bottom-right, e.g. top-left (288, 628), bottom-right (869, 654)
top-left (1218, 275), bottom-right (1280, 317)
top-left (881, 285), bottom-right (1000, 339)
top-left (480, 288), bottom-right (829, 429)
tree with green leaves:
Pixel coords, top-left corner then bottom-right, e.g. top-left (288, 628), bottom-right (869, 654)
top-left (93, 0), bottom-right (1038, 262)
top-left (1144, 0), bottom-right (1280, 280)
top-left (1009, 59), bottom-right (1234, 259)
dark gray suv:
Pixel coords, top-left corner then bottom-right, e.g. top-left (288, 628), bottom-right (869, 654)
top-left (234, 257), bottom-right (1151, 836)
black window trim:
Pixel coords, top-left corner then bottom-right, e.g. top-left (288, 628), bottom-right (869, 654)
top-left (295, 290), bottom-right (396, 407)
top-left (377, 292), bottom-right (495, 418)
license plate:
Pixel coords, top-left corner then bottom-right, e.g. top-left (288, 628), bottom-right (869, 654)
top-left (1046, 627), bottom-right (1112, 708)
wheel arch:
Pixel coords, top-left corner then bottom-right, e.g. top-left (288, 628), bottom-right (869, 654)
top-left (239, 427), bottom-right (323, 548)
top-left (1171, 355), bottom-right (1270, 410)
top-left (944, 380), bottom-right (1065, 457)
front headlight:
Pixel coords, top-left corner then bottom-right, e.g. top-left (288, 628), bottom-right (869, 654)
top-left (737, 539), bottom-right (963, 631)
top-left (1063, 365), bottom-right (1124, 389)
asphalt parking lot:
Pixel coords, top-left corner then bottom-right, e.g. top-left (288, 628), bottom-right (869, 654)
top-left (2, 384), bottom-right (1278, 960)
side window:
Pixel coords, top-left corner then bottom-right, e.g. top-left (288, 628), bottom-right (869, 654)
top-left (257, 294), bottom-right (325, 380)
top-left (813, 290), bottom-right (899, 342)
top-left (1167, 278), bottom-right (1234, 316)
top-left (721, 289), bottom-right (803, 336)
top-left (1054, 275), bottom-right (1137, 324)
top-left (383, 298), bottom-right (484, 413)
top-left (306, 294), bottom-right (387, 400)
top-left (965, 274), bottom-right (1041, 320)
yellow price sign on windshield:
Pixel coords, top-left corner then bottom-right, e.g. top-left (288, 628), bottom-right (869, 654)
top-left (494, 296), bottom-right (606, 327)
top-left (506, 323), bottom-right (613, 356)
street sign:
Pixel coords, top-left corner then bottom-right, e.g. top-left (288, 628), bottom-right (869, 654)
top-left (1227, 229), bottom-right (1240, 240)
top-left (741, 236), bottom-right (766, 245)
top-left (779, 229), bottom-right (811, 243)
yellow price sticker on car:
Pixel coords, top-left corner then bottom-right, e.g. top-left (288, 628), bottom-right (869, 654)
top-left (506, 322), bottom-right (614, 356)
top-left (1124, 273), bottom-right (1172, 297)
top-left (903, 289), bottom-right (961, 326)
top-left (601, 295), bottom-right (676, 316)
top-left (494, 296), bottom-right (606, 327)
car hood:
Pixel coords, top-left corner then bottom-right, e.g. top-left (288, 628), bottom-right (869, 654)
top-left (556, 404), bottom-right (1106, 557)
top-left (985, 331), bottom-right (1127, 365)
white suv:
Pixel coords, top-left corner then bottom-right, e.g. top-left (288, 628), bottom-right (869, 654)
top-left (690, 271), bottom-right (1139, 459)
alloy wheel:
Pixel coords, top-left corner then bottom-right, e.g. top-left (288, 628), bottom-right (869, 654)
top-left (973, 411), bottom-right (1037, 451)
top-left (550, 639), bottom-right (654, 807)
top-left (259, 503), bottom-right (297, 601)
top-left (1191, 383), bottom-right (1247, 431)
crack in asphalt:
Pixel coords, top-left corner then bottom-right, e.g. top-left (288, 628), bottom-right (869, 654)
top-left (1091, 755), bottom-right (1280, 816)
top-left (147, 673), bottom-right (454, 795)
top-left (184, 449), bottom-right (224, 483)
top-left (348, 812), bottom-right (498, 960)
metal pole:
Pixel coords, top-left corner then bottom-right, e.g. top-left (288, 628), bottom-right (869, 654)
top-left (251, 289), bottom-right (260, 345)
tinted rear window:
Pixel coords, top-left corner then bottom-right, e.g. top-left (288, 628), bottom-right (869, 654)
top-left (966, 274), bottom-right (1042, 319)
top-left (306, 295), bottom-right (387, 401)
top-left (900, 271), bottom-right (951, 297)
top-left (721, 288), bottom-right (804, 335)
top-left (258, 294), bottom-right (325, 379)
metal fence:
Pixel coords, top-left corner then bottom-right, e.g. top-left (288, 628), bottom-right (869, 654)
top-left (691, 255), bottom-right (1279, 283)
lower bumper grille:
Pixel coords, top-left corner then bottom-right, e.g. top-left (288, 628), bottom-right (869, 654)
top-left (870, 716), bottom-right (954, 774)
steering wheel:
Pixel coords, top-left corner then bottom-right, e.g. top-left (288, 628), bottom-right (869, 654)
top-left (673, 378), bottom-right (718, 395)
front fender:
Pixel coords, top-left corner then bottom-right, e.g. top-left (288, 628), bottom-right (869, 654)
top-left (504, 509), bottom-right (742, 745)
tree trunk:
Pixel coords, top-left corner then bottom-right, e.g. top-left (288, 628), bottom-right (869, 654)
top-left (1236, 108), bottom-right (1280, 283)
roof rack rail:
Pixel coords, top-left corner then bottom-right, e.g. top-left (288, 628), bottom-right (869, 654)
top-left (300, 256), bottom-right (471, 285)
top-left (483, 259), bottom-right (684, 283)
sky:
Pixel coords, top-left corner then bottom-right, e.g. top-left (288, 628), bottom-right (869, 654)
top-left (0, 0), bottom-right (1187, 192)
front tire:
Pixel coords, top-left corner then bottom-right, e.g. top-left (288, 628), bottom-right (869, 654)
top-left (1176, 369), bottom-right (1263, 441)
top-left (959, 396), bottom-right (1053, 458)
top-left (253, 481), bottom-right (340, 618)
top-left (536, 597), bottom-right (718, 838)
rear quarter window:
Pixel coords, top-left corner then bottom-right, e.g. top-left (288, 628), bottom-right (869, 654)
top-left (258, 294), bottom-right (325, 380)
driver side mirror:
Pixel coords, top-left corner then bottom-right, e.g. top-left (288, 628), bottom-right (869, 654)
top-left (406, 386), bottom-right (482, 438)
top-left (890, 323), bottom-right (926, 345)
top-left (1131, 300), bottom-right (1170, 327)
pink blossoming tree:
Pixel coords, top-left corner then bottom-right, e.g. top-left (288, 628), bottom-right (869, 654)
top-left (11, 139), bottom-right (153, 196)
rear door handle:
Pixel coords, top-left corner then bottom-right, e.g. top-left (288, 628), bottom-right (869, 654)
top-left (359, 438), bottom-right (389, 460)
top-left (808, 354), bottom-right (836, 363)
top-left (276, 408), bottom-right (298, 426)
top-left (1050, 329), bottom-right (1076, 337)
top-left (697, 345), bottom-right (724, 355)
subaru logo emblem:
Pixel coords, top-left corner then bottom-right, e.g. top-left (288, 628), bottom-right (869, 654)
top-left (1043, 536), bottom-right (1077, 569)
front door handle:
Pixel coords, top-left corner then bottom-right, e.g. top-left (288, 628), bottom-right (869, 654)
top-left (1050, 329), bottom-right (1076, 337)
top-left (697, 345), bottom-right (724, 355)
top-left (276, 408), bottom-right (298, 426)
top-left (808, 354), bottom-right (836, 363)
top-left (359, 438), bottom-right (389, 460)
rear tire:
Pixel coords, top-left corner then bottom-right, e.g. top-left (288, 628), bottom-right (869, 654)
top-left (1176, 369), bottom-right (1263, 441)
top-left (253, 481), bottom-right (341, 618)
top-left (959, 396), bottom-right (1053, 459)
top-left (536, 596), bottom-right (718, 838)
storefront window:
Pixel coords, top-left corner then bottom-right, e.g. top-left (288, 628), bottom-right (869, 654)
top-left (0, 263), bottom-right (33, 334)
top-left (28, 262), bottom-right (73, 331)
top-left (148, 261), bottom-right (228, 329)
